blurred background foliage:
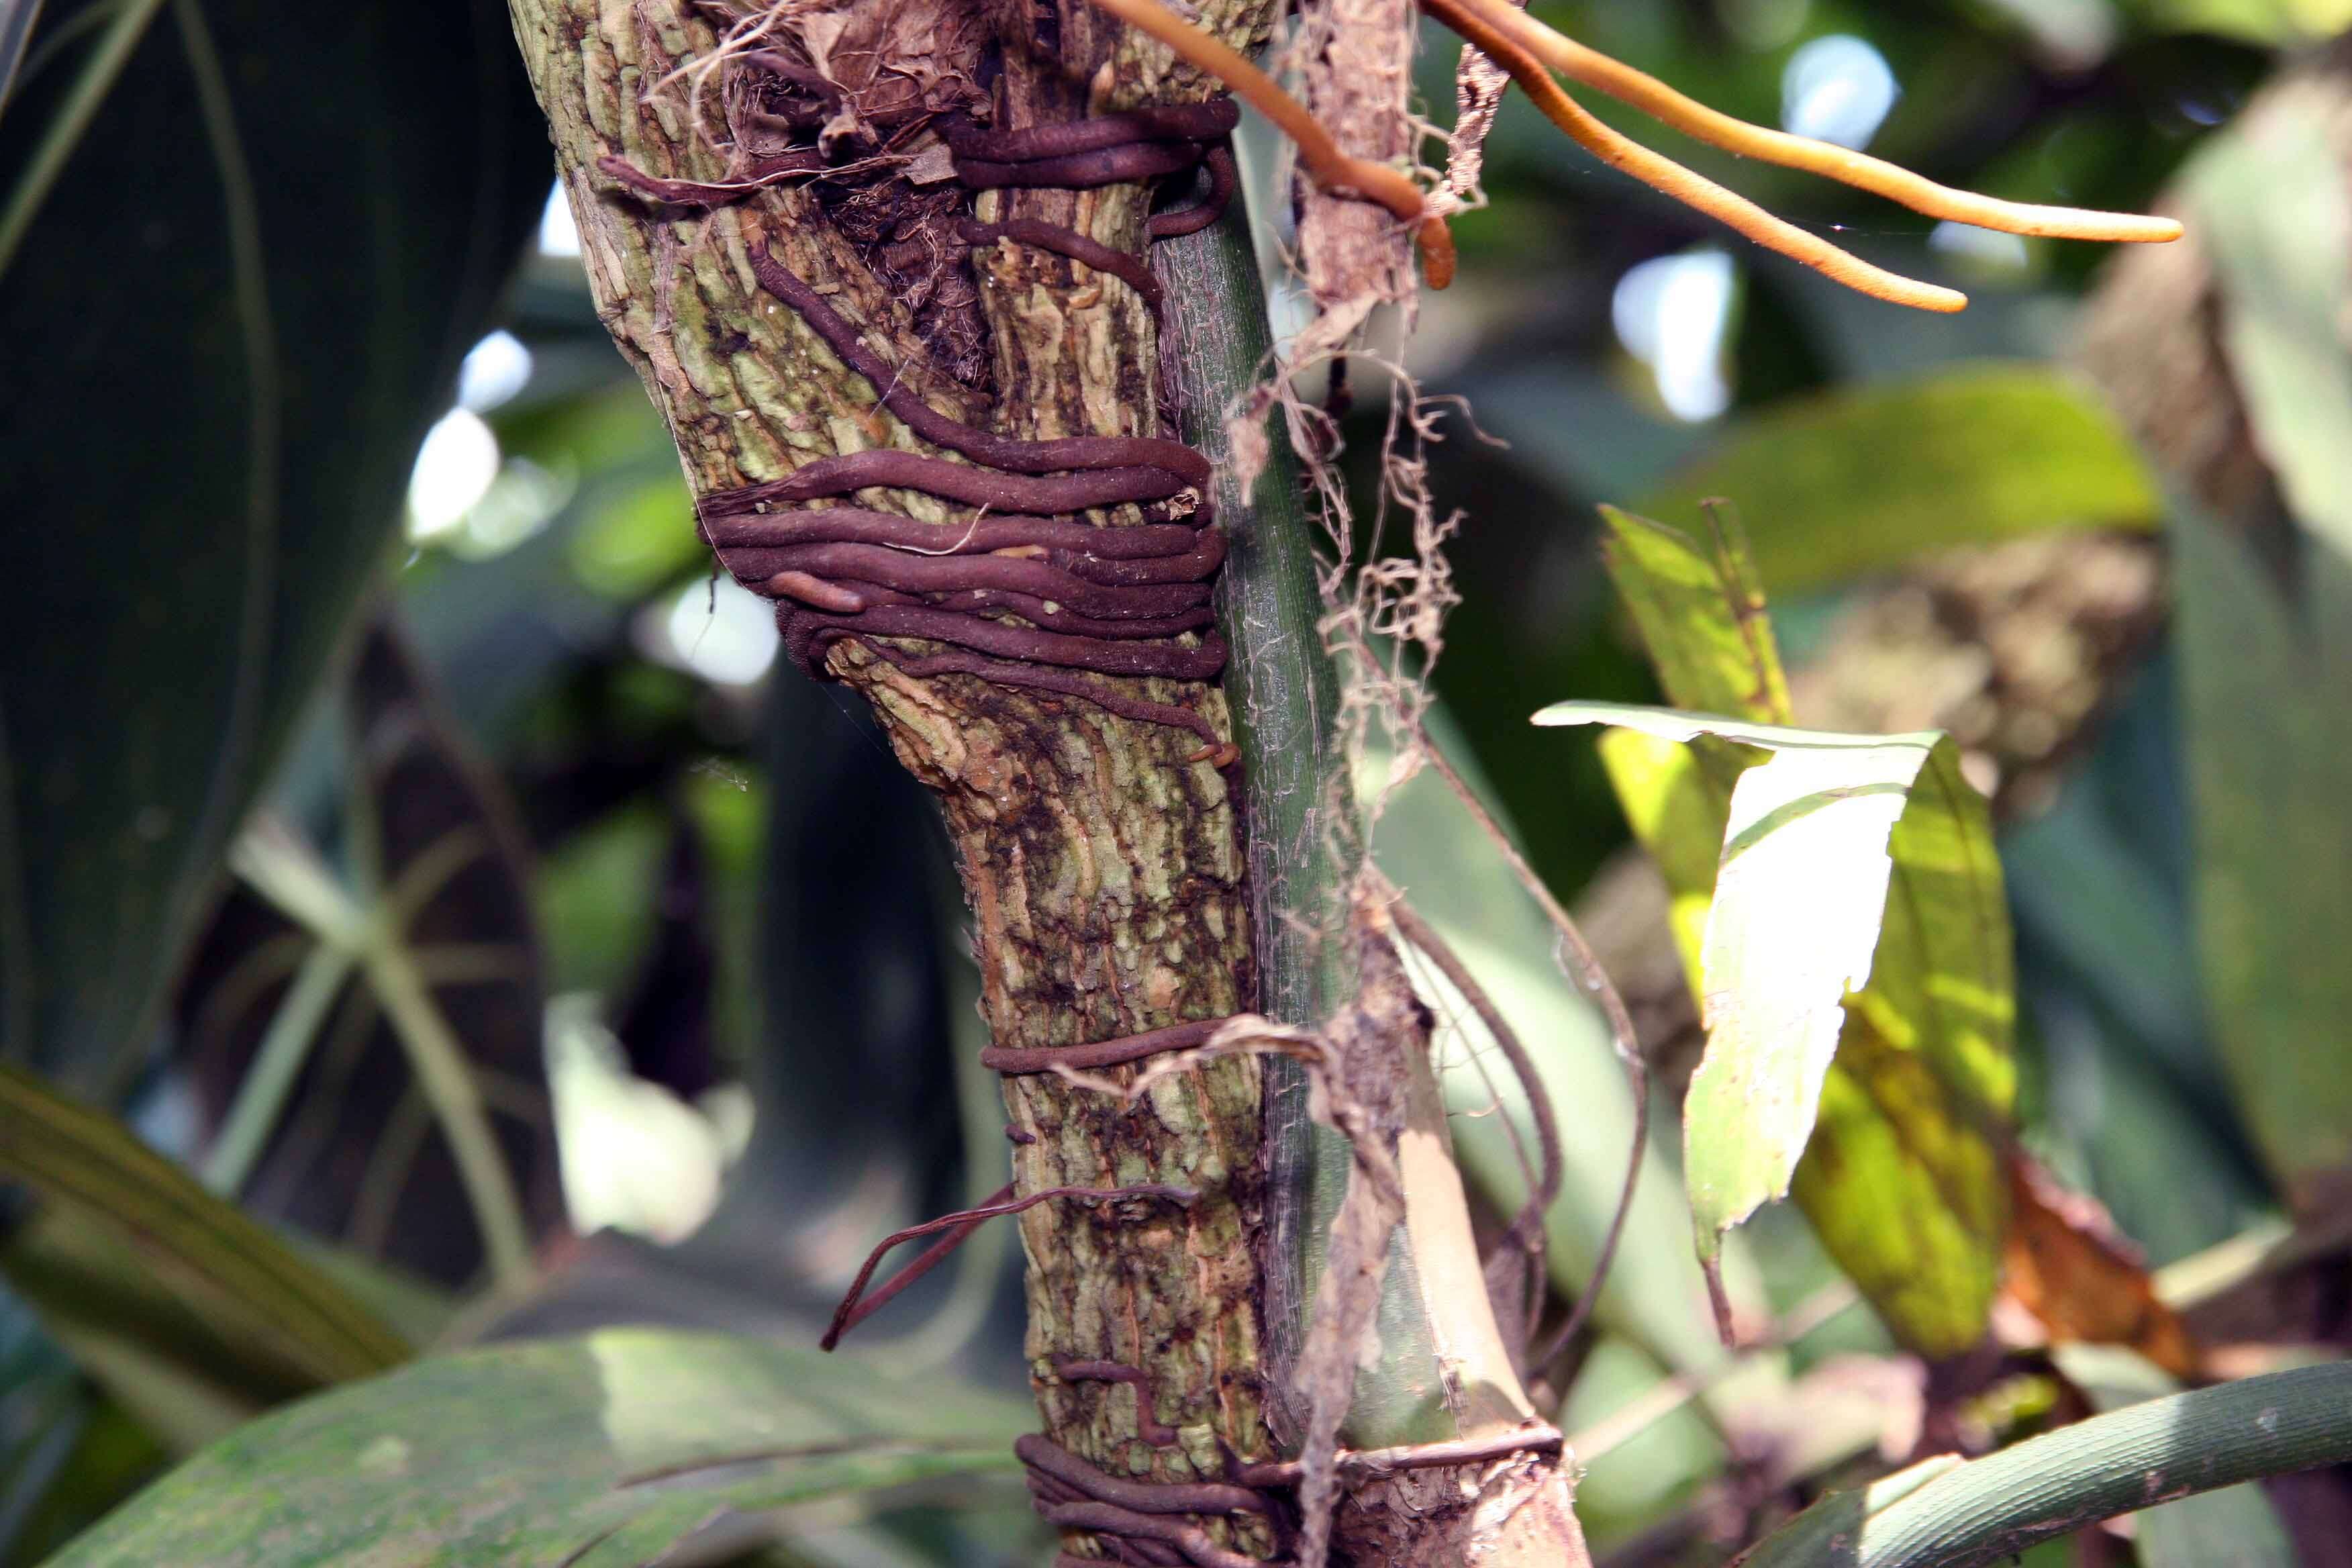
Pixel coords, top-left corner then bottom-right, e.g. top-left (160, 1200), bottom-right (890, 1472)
top-left (7, 0), bottom-right (2352, 1561)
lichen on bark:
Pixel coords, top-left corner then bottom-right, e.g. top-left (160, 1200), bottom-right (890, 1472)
top-left (501, 0), bottom-right (1285, 1557)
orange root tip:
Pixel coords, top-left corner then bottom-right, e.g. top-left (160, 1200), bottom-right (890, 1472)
top-left (1417, 217), bottom-right (1457, 290)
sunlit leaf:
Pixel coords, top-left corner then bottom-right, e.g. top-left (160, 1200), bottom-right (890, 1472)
top-left (1542, 509), bottom-right (2014, 1358)
top-left (49, 1329), bottom-right (1028, 1566)
top-left (1538, 701), bottom-right (2010, 1342)
top-left (0, 1065), bottom-right (409, 1400)
top-left (1635, 365), bottom-right (2160, 594)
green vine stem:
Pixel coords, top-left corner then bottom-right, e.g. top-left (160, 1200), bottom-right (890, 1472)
top-left (1151, 154), bottom-right (1342, 1418)
top-left (1155, 137), bottom-right (1589, 1568)
top-left (1739, 1361), bottom-right (2352, 1568)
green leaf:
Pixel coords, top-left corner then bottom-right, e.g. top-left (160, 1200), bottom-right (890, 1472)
top-left (1736, 1363), bottom-right (2352, 1568)
top-left (2121, 0), bottom-right (2352, 43)
top-left (0, 1065), bottom-right (410, 1397)
top-left (2166, 91), bottom-right (2352, 1199)
top-left (1538, 701), bottom-right (2012, 1345)
top-left (1634, 365), bottom-right (2161, 594)
top-left (2053, 1345), bottom-right (2296, 1568)
top-left (1545, 510), bottom-right (2014, 1358)
top-left (1596, 507), bottom-right (1792, 726)
top-left (48, 1330), bottom-right (1029, 1566)
top-left (2187, 103), bottom-right (2352, 567)
top-left (2168, 503), bottom-right (2352, 1196)
top-left (0, 0), bottom-right (549, 1095)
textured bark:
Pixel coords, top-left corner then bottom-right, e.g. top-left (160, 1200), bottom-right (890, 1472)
top-left (500, 0), bottom-right (1280, 1556)
top-left (1293, 0), bottom-right (1420, 340)
top-left (503, 7), bottom-right (1600, 1563)
top-left (1334, 1457), bottom-right (1583, 1568)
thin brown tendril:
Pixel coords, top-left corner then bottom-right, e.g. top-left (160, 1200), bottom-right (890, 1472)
top-left (981, 1018), bottom-right (1228, 1075)
top-left (1414, 729), bottom-right (1645, 1370)
top-left (1388, 897), bottom-right (1561, 1350)
top-left (822, 1184), bottom-right (1197, 1351)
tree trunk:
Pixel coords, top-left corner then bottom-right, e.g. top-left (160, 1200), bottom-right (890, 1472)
top-left (500, 3), bottom-right (1587, 1562)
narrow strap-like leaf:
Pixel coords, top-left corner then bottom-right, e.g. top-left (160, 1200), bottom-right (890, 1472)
top-left (0, 1065), bottom-right (409, 1383)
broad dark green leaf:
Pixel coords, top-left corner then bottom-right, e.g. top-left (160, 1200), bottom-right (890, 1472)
top-left (0, 1064), bottom-right (409, 1397)
top-left (2168, 503), bottom-right (2352, 1200)
top-left (2170, 94), bottom-right (2352, 1199)
top-left (1545, 510), bottom-right (2013, 1358)
top-left (48, 1329), bottom-right (1029, 1566)
top-left (0, 0), bottom-right (550, 1093)
top-left (1635, 365), bottom-right (2160, 595)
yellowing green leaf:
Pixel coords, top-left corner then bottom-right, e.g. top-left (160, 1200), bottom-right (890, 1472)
top-left (1537, 703), bottom-right (2011, 1347)
top-left (1545, 510), bottom-right (2014, 1357)
top-left (1636, 365), bottom-right (2160, 594)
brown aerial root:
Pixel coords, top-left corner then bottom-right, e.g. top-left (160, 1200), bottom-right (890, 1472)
top-left (821, 1183), bottom-right (1197, 1351)
top-left (1075, 0), bottom-right (1456, 288)
top-left (1420, 0), bottom-right (2179, 312)
top-left (1014, 1422), bottom-right (1570, 1568)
